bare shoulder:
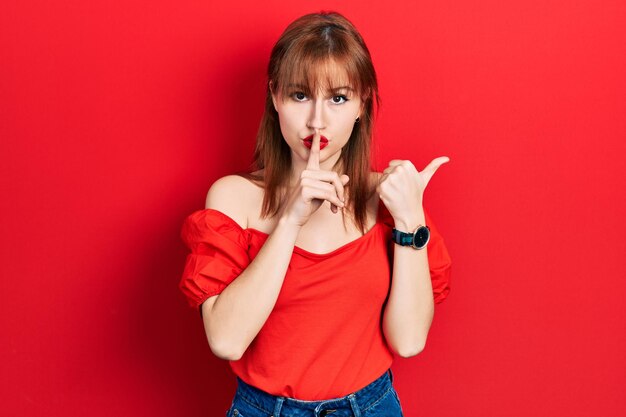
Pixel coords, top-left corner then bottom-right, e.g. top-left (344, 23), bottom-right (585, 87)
top-left (367, 171), bottom-right (383, 214)
top-left (368, 171), bottom-right (384, 192)
top-left (370, 171), bottom-right (383, 183)
top-left (205, 173), bottom-right (264, 229)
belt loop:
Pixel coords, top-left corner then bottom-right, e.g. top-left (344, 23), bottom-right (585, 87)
top-left (273, 397), bottom-right (284, 417)
top-left (347, 394), bottom-right (362, 417)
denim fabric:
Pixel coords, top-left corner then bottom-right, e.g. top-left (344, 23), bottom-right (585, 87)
top-left (225, 369), bottom-right (404, 417)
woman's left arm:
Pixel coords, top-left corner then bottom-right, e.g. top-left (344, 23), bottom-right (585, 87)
top-left (377, 157), bottom-right (450, 358)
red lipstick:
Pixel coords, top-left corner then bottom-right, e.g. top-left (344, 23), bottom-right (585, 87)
top-left (302, 135), bottom-right (329, 150)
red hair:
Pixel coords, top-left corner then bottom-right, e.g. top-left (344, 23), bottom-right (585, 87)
top-left (246, 11), bottom-right (380, 234)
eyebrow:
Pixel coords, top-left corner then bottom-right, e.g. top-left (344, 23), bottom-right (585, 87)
top-left (286, 84), bottom-right (354, 92)
top-left (330, 86), bottom-right (354, 92)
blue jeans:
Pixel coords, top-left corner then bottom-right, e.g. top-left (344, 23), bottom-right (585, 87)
top-left (226, 369), bottom-right (404, 417)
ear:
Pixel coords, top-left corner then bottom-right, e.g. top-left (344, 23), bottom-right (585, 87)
top-left (269, 81), bottom-right (278, 111)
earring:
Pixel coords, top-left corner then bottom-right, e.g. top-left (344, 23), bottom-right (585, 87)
top-left (355, 117), bottom-right (360, 124)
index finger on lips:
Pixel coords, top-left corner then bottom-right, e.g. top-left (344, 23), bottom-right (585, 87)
top-left (306, 131), bottom-right (321, 170)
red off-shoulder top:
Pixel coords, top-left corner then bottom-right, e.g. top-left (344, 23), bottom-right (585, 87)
top-left (179, 199), bottom-right (451, 400)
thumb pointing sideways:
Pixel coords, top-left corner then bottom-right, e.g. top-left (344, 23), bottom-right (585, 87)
top-left (421, 156), bottom-right (450, 186)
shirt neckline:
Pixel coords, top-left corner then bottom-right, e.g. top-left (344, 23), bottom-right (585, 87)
top-left (199, 208), bottom-right (386, 258)
top-left (247, 222), bottom-right (384, 258)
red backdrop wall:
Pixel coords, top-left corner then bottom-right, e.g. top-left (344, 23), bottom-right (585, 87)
top-left (2, 1), bottom-right (625, 416)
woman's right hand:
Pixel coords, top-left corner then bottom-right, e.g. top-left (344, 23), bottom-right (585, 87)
top-left (281, 131), bottom-right (350, 227)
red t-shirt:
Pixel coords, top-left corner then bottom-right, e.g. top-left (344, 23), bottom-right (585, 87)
top-left (179, 199), bottom-right (452, 400)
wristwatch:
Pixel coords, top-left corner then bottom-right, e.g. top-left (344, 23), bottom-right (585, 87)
top-left (391, 225), bottom-right (430, 250)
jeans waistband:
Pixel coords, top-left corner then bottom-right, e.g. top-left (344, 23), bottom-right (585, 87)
top-left (234, 368), bottom-right (394, 416)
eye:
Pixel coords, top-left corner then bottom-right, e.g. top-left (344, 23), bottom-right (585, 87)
top-left (331, 95), bottom-right (349, 104)
top-left (292, 92), bottom-right (308, 102)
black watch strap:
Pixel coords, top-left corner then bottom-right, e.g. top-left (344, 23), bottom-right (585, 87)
top-left (392, 225), bottom-right (430, 249)
top-left (391, 228), bottom-right (415, 246)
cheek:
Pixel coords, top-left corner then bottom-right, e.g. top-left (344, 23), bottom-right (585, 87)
top-left (277, 107), bottom-right (305, 132)
top-left (333, 102), bottom-right (360, 129)
top-left (336, 112), bottom-right (358, 134)
top-left (344, 112), bottom-right (358, 127)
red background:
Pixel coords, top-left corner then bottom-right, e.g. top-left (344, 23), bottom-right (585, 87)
top-left (2, 1), bottom-right (625, 416)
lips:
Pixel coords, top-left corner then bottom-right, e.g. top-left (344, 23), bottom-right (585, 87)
top-left (302, 135), bottom-right (329, 150)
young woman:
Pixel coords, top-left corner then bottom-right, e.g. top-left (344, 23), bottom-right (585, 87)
top-left (180, 11), bottom-right (452, 417)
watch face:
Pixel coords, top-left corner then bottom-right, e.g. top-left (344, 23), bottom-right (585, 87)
top-left (412, 226), bottom-right (430, 248)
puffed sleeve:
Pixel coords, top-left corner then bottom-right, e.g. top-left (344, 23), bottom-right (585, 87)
top-left (423, 210), bottom-right (452, 304)
top-left (379, 201), bottom-right (452, 303)
top-left (179, 208), bottom-right (251, 311)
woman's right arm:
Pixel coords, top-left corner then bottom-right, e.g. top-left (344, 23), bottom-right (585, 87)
top-left (201, 133), bottom-right (348, 360)
top-left (200, 175), bottom-right (301, 360)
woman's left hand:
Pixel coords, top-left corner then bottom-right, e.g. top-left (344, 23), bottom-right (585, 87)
top-left (377, 157), bottom-right (450, 229)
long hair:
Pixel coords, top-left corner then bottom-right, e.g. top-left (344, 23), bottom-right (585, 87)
top-left (249, 11), bottom-right (380, 234)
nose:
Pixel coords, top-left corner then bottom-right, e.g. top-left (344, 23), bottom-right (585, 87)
top-left (306, 98), bottom-right (326, 131)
